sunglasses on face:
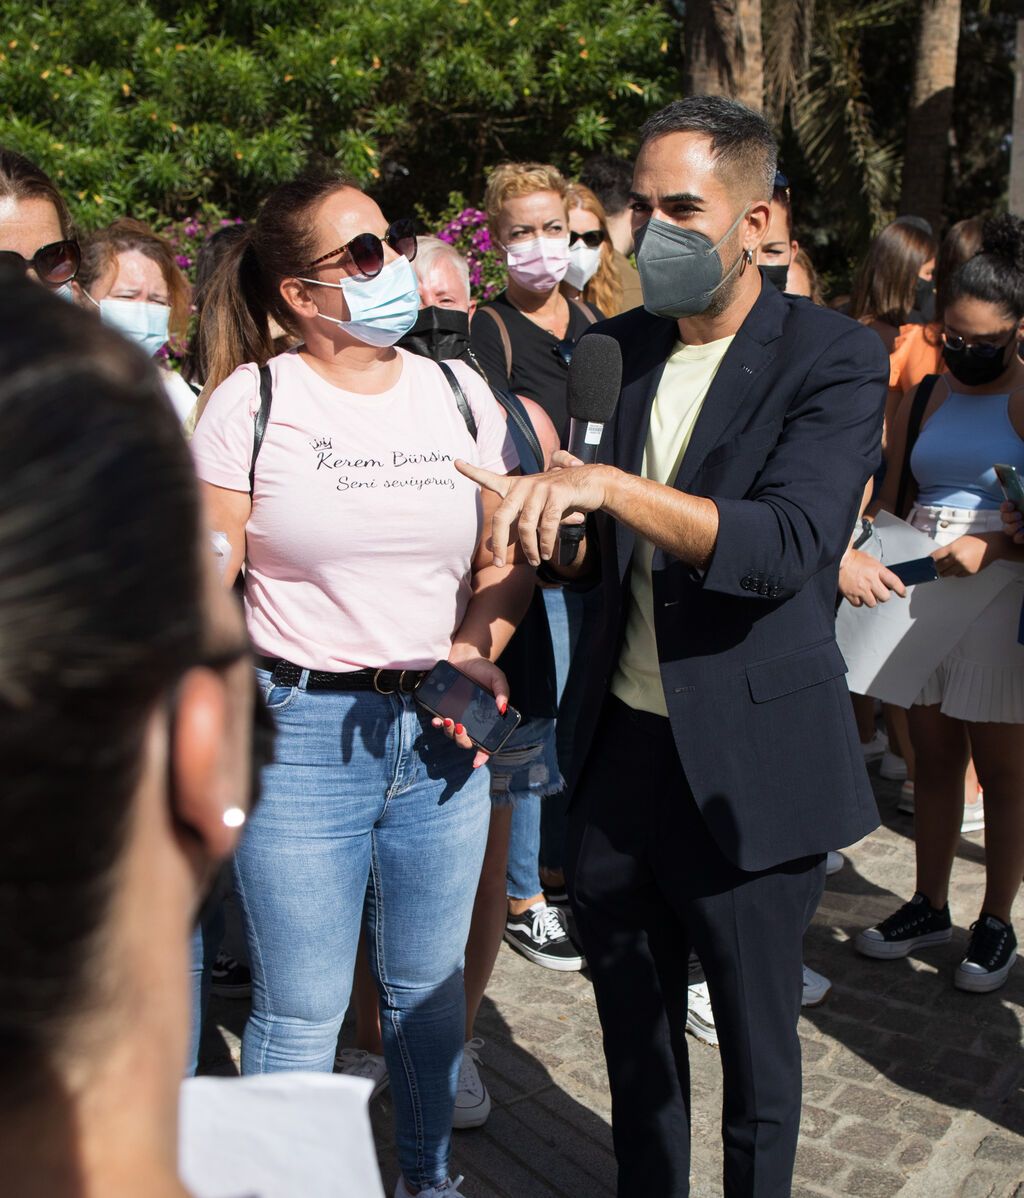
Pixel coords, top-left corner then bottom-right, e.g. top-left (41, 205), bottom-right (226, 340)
top-left (302, 218), bottom-right (418, 279)
top-left (0, 238), bottom-right (81, 287)
top-left (569, 229), bottom-right (606, 249)
top-left (941, 330), bottom-right (1017, 358)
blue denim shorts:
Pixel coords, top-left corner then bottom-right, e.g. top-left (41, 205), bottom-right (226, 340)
top-left (487, 714), bottom-right (563, 808)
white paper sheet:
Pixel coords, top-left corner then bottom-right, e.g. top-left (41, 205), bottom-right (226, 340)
top-left (179, 1074), bottom-right (385, 1198)
top-left (835, 510), bottom-right (1018, 706)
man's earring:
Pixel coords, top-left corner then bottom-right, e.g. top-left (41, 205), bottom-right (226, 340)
top-left (223, 806), bottom-right (246, 829)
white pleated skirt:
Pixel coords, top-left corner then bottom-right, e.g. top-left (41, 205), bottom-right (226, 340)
top-left (909, 505), bottom-right (1024, 723)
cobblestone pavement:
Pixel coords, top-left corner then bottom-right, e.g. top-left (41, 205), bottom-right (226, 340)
top-left (202, 763), bottom-right (1024, 1197)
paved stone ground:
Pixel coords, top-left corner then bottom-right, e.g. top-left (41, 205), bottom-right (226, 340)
top-left (201, 763), bottom-right (1024, 1197)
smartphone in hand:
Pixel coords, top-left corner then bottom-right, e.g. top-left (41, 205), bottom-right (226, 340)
top-left (888, 557), bottom-right (940, 586)
top-left (994, 463), bottom-right (1024, 514)
top-left (416, 660), bottom-right (522, 755)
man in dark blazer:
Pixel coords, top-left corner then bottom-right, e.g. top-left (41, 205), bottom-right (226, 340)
top-left (457, 96), bottom-right (886, 1197)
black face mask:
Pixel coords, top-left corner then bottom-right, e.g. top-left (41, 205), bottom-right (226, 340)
top-left (761, 263), bottom-right (789, 292)
top-left (942, 336), bottom-right (1016, 388)
top-left (914, 278), bottom-right (936, 323)
top-left (398, 306), bottom-right (471, 363)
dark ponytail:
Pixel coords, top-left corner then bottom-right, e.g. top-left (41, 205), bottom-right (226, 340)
top-left (198, 173), bottom-right (360, 394)
top-left (945, 214), bottom-right (1024, 322)
top-left (0, 274), bottom-right (203, 1087)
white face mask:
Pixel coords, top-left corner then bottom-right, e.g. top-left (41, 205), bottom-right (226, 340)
top-left (563, 241), bottom-right (603, 292)
top-left (297, 256), bottom-right (420, 347)
top-left (87, 294), bottom-right (170, 356)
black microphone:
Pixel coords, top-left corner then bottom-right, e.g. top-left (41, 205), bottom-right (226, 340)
top-left (559, 334), bottom-right (623, 565)
top-left (566, 333), bottom-right (623, 463)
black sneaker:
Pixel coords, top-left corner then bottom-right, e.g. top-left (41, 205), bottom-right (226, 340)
top-left (210, 950), bottom-right (252, 998)
top-left (955, 915), bottom-right (1018, 993)
top-left (503, 903), bottom-right (585, 971)
top-left (855, 892), bottom-right (952, 959)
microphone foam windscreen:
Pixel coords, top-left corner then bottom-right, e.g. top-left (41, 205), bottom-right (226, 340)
top-left (566, 333), bottom-right (623, 423)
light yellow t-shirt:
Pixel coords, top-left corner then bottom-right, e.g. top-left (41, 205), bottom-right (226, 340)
top-left (611, 334), bottom-right (735, 715)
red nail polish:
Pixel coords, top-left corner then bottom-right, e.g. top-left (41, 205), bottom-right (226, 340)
top-left (499, 700), bottom-right (508, 715)
top-left (443, 718), bottom-right (453, 728)
top-left (455, 723), bottom-right (465, 735)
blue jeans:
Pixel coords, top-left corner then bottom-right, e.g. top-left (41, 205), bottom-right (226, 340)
top-left (186, 904), bottom-right (223, 1076)
top-left (235, 670), bottom-right (491, 1191)
top-left (496, 716), bottom-right (561, 901)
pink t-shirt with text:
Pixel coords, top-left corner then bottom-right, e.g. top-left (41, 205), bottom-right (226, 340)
top-left (191, 349), bottom-right (518, 671)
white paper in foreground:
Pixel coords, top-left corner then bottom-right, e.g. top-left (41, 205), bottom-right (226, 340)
top-left (835, 510), bottom-right (1018, 706)
top-left (179, 1073), bottom-right (385, 1198)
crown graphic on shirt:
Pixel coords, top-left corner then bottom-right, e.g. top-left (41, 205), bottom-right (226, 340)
top-left (309, 435), bottom-right (333, 452)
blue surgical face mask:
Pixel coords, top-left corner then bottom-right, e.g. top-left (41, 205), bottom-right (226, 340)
top-left (297, 255), bottom-right (420, 347)
top-left (88, 294), bottom-right (171, 356)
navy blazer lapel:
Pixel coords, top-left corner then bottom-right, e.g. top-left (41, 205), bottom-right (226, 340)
top-left (673, 278), bottom-right (787, 495)
top-left (612, 316), bottom-right (676, 579)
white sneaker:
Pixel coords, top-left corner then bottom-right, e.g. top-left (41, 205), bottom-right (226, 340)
top-left (961, 791), bottom-right (984, 834)
top-left (685, 980), bottom-right (718, 1047)
top-left (897, 782), bottom-right (985, 833)
top-left (452, 1038), bottom-right (491, 1130)
top-left (395, 1175), bottom-right (467, 1198)
top-left (878, 750), bottom-right (908, 781)
top-left (826, 850), bottom-right (845, 876)
top-left (802, 965), bottom-right (832, 1006)
top-left (334, 1047), bottom-right (389, 1100)
top-left (861, 730), bottom-right (888, 761)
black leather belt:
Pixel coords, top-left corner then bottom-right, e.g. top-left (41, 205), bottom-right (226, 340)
top-left (255, 655), bottom-right (427, 694)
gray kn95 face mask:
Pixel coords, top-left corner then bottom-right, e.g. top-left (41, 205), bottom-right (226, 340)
top-left (635, 207), bottom-right (750, 319)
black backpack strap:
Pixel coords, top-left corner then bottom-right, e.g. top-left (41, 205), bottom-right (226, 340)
top-left (895, 373), bottom-right (940, 519)
top-left (492, 389), bottom-right (545, 474)
top-left (249, 364), bottom-right (273, 495)
top-left (438, 360), bottom-right (478, 441)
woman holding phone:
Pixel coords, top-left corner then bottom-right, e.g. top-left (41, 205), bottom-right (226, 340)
top-left (191, 174), bottom-right (533, 1198)
top-left (842, 215), bottom-right (1024, 993)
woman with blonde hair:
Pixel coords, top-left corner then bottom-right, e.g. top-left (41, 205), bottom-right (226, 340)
top-left (561, 181), bottom-right (622, 318)
top-left (470, 161), bottom-right (601, 436)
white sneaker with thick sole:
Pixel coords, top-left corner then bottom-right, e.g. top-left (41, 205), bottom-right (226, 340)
top-left (334, 1047), bottom-right (389, 1100)
top-left (861, 730), bottom-right (888, 761)
top-left (395, 1175), bottom-right (467, 1198)
top-left (802, 965), bottom-right (832, 1006)
top-left (826, 850), bottom-right (845, 876)
top-left (878, 750), bottom-right (908, 781)
top-left (452, 1038), bottom-right (491, 1130)
top-left (685, 980), bottom-right (718, 1047)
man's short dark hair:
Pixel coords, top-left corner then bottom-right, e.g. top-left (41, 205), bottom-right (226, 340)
top-left (639, 96), bottom-right (778, 201)
top-left (578, 155), bottom-right (634, 217)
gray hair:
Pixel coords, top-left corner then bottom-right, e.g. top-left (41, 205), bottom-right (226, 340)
top-left (414, 236), bottom-right (471, 304)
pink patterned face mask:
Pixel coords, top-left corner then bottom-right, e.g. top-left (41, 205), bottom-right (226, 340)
top-left (504, 235), bottom-right (571, 292)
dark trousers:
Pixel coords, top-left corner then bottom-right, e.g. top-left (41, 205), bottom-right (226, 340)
top-left (566, 697), bottom-right (825, 1198)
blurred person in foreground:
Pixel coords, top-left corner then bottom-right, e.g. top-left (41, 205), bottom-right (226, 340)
top-left (579, 153), bottom-right (644, 312)
top-left (457, 96), bottom-right (886, 1197)
top-left (0, 272), bottom-right (261, 1198)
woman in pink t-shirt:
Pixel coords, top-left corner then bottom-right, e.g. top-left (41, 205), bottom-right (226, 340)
top-left (191, 175), bottom-right (534, 1198)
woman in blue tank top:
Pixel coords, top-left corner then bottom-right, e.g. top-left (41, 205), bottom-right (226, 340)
top-left (841, 215), bottom-right (1024, 993)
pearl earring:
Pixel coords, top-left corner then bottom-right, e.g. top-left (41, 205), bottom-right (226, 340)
top-left (222, 806), bottom-right (247, 829)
